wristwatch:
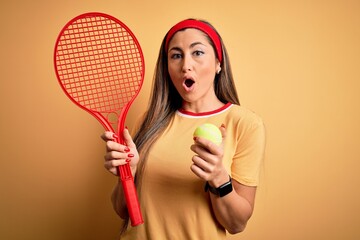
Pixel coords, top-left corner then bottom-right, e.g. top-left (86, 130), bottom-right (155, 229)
top-left (204, 176), bottom-right (233, 197)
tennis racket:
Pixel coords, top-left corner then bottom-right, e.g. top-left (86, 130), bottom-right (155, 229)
top-left (54, 12), bottom-right (144, 226)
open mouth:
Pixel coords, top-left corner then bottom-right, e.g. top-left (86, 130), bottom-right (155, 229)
top-left (184, 79), bottom-right (195, 88)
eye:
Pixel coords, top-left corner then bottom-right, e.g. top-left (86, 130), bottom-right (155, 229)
top-left (170, 53), bottom-right (182, 59)
top-left (193, 50), bottom-right (204, 56)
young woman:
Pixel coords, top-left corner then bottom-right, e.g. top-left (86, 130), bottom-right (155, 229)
top-left (101, 19), bottom-right (266, 239)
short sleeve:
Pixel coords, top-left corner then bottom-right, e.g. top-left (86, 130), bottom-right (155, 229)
top-left (231, 115), bottom-right (266, 186)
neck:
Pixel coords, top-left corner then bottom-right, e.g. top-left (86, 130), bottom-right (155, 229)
top-left (181, 98), bottom-right (224, 113)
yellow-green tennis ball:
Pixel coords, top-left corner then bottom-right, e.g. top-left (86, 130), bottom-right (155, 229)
top-left (193, 123), bottom-right (222, 146)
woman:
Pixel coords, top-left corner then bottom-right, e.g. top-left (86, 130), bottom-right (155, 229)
top-left (102, 19), bottom-right (266, 239)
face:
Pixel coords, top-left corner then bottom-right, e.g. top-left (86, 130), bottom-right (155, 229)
top-left (167, 28), bottom-right (221, 106)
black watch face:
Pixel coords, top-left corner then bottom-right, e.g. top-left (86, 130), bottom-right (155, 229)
top-left (218, 182), bottom-right (233, 197)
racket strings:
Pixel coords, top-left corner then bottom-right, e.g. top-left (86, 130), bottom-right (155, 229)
top-left (55, 16), bottom-right (143, 112)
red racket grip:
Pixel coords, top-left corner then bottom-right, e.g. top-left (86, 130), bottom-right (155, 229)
top-left (119, 164), bottom-right (144, 226)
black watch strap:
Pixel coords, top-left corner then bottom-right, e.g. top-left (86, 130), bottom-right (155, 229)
top-left (204, 176), bottom-right (233, 197)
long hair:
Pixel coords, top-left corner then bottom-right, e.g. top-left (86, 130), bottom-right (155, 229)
top-left (119, 19), bottom-right (240, 234)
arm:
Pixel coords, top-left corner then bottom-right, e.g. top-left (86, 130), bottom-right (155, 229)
top-left (208, 178), bottom-right (256, 233)
top-left (101, 129), bottom-right (139, 219)
top-left (111, 181), bottom-right (128, 219)
top-left (190, 125), bottom-right (259, 233)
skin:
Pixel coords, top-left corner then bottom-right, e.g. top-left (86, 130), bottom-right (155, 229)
top-left (167, 28), bottom-right (223, 113)
top-left (101, 129), bottom-right (139, 219)
top-left (102, 28), bottom-right (256, 234)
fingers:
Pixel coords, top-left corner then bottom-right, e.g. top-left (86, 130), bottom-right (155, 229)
top-left (192, 139), bottom-right (221, 156)
top-left (220, 123), bottom-right (226, 142)
top-left (101, 128), bottom-right (136, 148)
top-left (104, 145), bottom-right (130, 159)
top-left (105, 140), bottom-right (129, 152)
top-left (192, 123), bottom-right (226, 155)
top-left (122, 127), bottom-right (136, 148)
top-left (190, 123), bottom-right (226, 180)
top-left (191, 154), bottom-right (212, 173)
top-left (190, 162), bottom-right (208, 180)
top-left (101, 131), bottom-right (117, 142)
top-left (101, 130), bottom-right (132, 152)
top-left (103, 148), bottom-right (134, 176)
top-left (104, 159), bottom-right (123, 176)
top-left (190, 143), bottom-right (222, 167)
top-left (190, 154), bottom-right (226, 182)
top-left (101, 130), bottom-right (134, 176)
top-left (101, 129), bottom-right (139, 176)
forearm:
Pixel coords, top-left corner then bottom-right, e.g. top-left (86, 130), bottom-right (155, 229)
top-left (111, 166), bottom-right (138, 219)
top-left (209, 183), bottom-right (256, 234)
top-left (111, 181), bottom-right (128, 219)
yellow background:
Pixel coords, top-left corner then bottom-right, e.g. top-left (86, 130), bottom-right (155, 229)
top-left (1, 0), bottom-right (359, 239)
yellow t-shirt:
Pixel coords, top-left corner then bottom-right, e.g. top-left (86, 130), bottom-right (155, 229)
top-left (123, 103), bottom-right (265, 240)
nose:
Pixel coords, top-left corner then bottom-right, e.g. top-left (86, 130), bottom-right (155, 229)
top-left (181, 54), bottom-right (193, 72)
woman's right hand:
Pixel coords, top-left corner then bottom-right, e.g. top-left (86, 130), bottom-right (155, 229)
top-left (100, 128), bottom-right (140, 177)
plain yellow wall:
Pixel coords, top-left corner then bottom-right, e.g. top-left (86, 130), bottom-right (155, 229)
top-left (1, 0), bottom-right (359, 239)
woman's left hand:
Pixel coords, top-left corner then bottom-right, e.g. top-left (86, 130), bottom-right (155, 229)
top-left (190, 124), bottom-right (229, 187)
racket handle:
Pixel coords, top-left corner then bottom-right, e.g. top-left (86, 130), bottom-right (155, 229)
top-left (119, 164), bottom-right (144, 226)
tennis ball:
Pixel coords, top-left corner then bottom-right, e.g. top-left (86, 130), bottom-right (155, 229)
top-left (193, 123), bottom-right (222, 146)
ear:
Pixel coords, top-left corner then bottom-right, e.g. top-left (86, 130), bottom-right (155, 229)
top-left (216, 60), bottom-right (221, 74)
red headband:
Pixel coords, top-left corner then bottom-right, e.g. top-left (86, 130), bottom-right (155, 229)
top-left (165, 19), bottom-right (223, 63)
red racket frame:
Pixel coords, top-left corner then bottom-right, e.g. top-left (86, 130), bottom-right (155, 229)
top-left (54, 12), bottom-right (144, 226)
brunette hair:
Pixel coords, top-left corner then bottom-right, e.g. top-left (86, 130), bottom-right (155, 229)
top-left (119, 19), bottom-right (240, 234)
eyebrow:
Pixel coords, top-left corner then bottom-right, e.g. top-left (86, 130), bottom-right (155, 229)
top-left (169, 41), bottom-right (206, 52)
top-left (190, 41), bottom-right (206, 48)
